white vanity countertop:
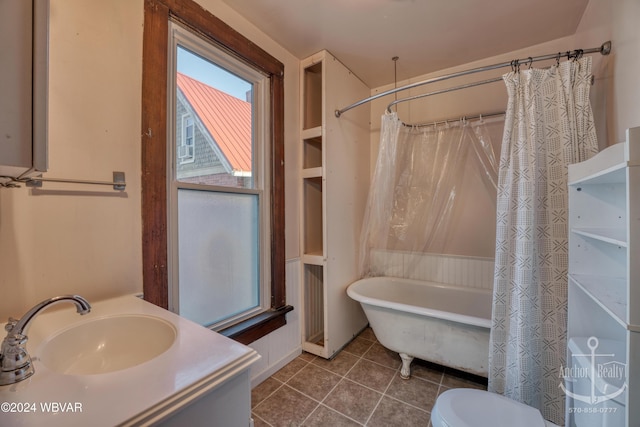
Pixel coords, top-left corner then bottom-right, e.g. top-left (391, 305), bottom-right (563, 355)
top-left (0, 294), bottom-right (260, 426)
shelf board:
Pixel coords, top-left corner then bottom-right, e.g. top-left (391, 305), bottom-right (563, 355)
top-left (568, 142), bottom-right (626, 185)
top-left (302, 253), bottom-right (324, 265)
top-left (571, 227), bottom-right (627, 247)
top-left (302, 167), bottom-right (323, 179)
top-left (302, 126), bottom-right (322, 140)
top-left (568, 163), bottom-right (626, 186)
top-left (569, 274), bottom-right (627, 328)
top-left (302, 340), bottom-right (327, 358)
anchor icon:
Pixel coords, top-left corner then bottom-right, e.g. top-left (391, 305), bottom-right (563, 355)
top-left (560, 337), bottom-right (627, 405)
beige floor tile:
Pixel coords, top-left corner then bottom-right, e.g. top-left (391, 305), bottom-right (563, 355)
top-left (251, 414), bottom-right (271, 427)
top-left (311, 350), bottom-right (359, 376)
top-left (271, 357), bottom-right (309, 383)
top-left (346, 359), bottom-right (396, 393)
top-left (385, 374), bottom-right (440, 412)
top-left (252, 376), bottom-right (283, 408)
top-left (323, 379), bottom-right (382, 424)
top-left (298, 351), bottom-right (317, 362)
top-left (253, 385), bottom-right (319, 427)
top-left (357, 327), bottom-right (377, 342)
top-left (362, 342), bottom-right (402, 370)
top-left (302, 405), bottom-right (362, 426)
top-left (343, 336), bottom-right (375, 357)
top-left (367, 396), bottom-right (431, 427)
top-left (288, 363), bottom-right (342, 401)
top-left (411, 359), bottom-right (445, 384)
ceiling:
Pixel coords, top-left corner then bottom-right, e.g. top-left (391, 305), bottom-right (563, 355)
top-left (220, 0), bottom-right (590, 88)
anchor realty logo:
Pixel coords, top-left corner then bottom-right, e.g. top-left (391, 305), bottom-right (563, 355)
top-left (559, 337), bottom-right (627, 405)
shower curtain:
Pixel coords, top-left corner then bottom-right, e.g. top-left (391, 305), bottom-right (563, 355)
top-left (488, 56), bottom-right (598, 425)
top-left (358, 113), bottom-right (498, 278)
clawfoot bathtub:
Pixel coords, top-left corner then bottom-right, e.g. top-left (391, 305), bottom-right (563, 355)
top-left (347, 276), bottom-right (491, 379)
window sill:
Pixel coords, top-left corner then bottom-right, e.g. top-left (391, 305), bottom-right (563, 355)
top-left (219, 305), bottom-right (294, 345)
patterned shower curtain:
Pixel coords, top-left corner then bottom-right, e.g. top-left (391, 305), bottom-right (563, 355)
top-left (488, 56), bottom-right (599, 425)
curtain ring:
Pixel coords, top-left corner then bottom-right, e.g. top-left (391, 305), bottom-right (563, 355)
top-left (556, 53), bottom-right (561, 66)
top-left (573, 49), bottom-right (584, 61)
top-left (526, 57), bottom-right (533, 69)
top-left (511, 59), bottom-right (520, 73)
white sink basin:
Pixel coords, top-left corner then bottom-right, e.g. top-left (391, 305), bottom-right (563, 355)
top-left (39, 314), bottom-right (176, 375)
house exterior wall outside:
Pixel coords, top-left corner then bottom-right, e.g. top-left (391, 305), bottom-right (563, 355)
top-left (176, 98), bottom-right (224, 176)
top-left (175, 96), bottom-right (251, 187)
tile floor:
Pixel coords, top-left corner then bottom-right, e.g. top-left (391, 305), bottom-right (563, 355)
top-left (251, 327), bottom-right (487, 426)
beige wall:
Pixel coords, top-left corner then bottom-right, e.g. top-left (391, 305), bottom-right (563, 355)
top-left (0, 0), bottom-right (301, 319)
top-left (573, 0), bottom-right (640, 146)
top-left (368, 0), bottom-right (640, 147)
top-left (0, 1), bottom-right (144, 318)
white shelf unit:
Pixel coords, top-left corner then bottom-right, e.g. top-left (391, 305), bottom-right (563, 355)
top-left (567, 127), bottom-right (640, 426)
top-left (299, 50), bottom-right (370, 358)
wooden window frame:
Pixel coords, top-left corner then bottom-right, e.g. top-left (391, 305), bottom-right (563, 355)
top-left (141, 0), bottom-right (290, 344)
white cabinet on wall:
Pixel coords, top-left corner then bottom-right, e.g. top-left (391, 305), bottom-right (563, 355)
top-left (300, 50), bottom-right (370, 358)
top-left (0, 0), bottom-right (48, 182)
top-left (566, 127), bottom-right (640, 426)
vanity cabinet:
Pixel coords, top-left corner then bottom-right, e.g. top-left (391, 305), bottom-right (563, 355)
top-left (566, 127), bottom-right (640, 426)
top-left (0, 0), bottom-right (48, 181)
top-left (300, 50), bottom-right (370, 358)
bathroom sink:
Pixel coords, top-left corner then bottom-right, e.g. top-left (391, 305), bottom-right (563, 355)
top-left (39, 314), bottom-right (176, 375)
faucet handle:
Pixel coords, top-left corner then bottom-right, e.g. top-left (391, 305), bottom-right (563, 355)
top-left (4, 317), bottom-right (18, 333)
top-left (4, 333), bottom-right (28, 347)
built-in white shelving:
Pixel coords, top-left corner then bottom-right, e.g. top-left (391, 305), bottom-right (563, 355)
top-left (299, 50), bottom-right (370, 358)
top-left (566, 127), bottom-right (640, 426)
top-left (569, 274), bottom-right (627, 328)
top-left (570, 227), bottom-right (627, 246)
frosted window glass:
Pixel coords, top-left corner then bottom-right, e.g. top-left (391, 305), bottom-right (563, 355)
top-left (177, 189), bottom-right (259, 327)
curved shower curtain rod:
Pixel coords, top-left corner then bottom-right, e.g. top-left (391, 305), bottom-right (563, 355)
top-left (385, 76), bottom-right (504, 114)
top-left (335, 41), bottom-right (612, 118)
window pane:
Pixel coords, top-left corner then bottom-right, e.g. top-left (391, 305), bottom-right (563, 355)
top-left (176, 46), bottom-right (253, 188)
top-left (177, 189), bottom-right (260, 327)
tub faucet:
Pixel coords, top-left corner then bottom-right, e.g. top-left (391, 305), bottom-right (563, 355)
top-left (0, 295), bottom-right (91, 386)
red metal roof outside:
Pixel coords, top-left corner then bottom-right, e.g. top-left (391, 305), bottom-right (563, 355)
top-left (176, 72), bottom-right (252, 173)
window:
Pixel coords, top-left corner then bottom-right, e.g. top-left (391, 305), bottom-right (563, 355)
top-left (179, 114), bottom-right (194, 164)
top-left (142, 0), bottom-right (289, 344)
top-left (169, 24), bottom-right (269, 329)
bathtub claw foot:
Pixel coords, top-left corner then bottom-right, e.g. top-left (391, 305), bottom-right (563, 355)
top-left (399, 353), bottom-right (414, 379)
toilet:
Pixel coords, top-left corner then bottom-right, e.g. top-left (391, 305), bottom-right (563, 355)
top-left (431, 389), bottom-right (560, 427)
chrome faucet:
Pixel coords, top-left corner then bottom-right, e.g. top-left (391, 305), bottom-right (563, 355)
top-left (0, 295), bottom-right (91, 386)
